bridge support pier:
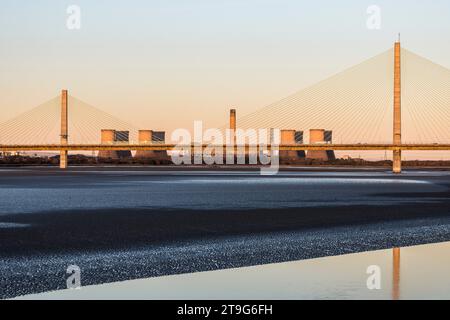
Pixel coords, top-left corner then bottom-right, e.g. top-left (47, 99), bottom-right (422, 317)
top-left (60, 151), bottom-right (68, 169)
top-left (393, 150), bottom-right (401, 174)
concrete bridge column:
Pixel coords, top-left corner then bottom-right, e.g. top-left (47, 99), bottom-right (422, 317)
top-left (60, 90), bottom-right (68, 169)
top-left (393, 149), bottom-right (402, 174)
top-left (393, 40), bottom-right (402, 174)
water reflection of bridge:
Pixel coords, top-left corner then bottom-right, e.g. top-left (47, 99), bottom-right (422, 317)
top-left (392, 248), bottom-right (401, 300)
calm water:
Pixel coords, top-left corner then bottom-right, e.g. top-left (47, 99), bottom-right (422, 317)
top-left (19, 241), bottom-right (450, 300)
top-left (0, 169), bottom-right (449, 215)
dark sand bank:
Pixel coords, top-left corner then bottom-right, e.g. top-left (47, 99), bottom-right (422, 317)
top-left (2, 200), bottom-right (450, 299)
top-left (1, 201), bottom-right (450, 257)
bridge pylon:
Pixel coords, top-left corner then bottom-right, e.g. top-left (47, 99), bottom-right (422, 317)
top-left (60, 90), bottom-right (68, 169)
top-left (393, 40), bottom-right (402, 173)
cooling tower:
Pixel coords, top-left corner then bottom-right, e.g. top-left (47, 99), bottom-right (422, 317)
top-left (152, 131), bottom-right (166, 143)
top-left (98, 129), bottom-right (119, 159)
top-left (138, 130), bottom-right (153, 144)
top-left (152, 131), bottom-right (169, 159)
top-left (135, 130), bottom-right (159, 159)
top-left (134, 130), bottom-right (168, 160)
top-left (295, 130), bottom-right (306, 158)
top-left (135, 130), bottom-right (153, 158)
top-left (114, 131), bottom-right (132, 159)
top-left (324, 130), bottom-right (336, 161)
top-left (280, 130), bottom-right (304, 163)
top-left (307, 129), bottom-right (329, 161)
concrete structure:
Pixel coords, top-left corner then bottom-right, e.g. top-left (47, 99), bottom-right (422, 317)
top-left (60, 90), bottom-right (68, 169)
top-left (98, 129), bottom-right (119, 159)
top-left (4, 144), bottom-right (450, 153)
top-left (135, 130), bottom-right (155, 158)
top-left (152, 131), bottom-right (166, 143)
top-left (115, 131), bottom-right (132, 158)
top-left (135, 130), bottom-right (168, 159)
top-left (393, 40), bottom-right (402, 173)
top-left (151, 131), bottom-right (169, 159)
top-left (295, 131), bottom-right (306, 158)
top-left (280, 130), bottom-right (305, 162)
top-left (307, 129), bottom-right (329, 161)
top-left (98, 130), bottom-right (133, 159)
top-left (324, 131), bottom-right (332, 143)
top-left (230, 109), bottom-right (236, 146)
top-left (6, 40), bottom-right (450, 174)
top-left (324, 130), bottom-right (336, 161)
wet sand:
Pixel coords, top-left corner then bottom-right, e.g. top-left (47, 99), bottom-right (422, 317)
top-left (1, 167), bottom-right (450, 298)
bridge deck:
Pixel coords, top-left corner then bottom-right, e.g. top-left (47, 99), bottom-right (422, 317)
top-left (1, 144), bottom-right (450, 152)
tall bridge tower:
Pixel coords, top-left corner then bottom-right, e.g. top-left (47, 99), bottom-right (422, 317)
top-left (60, 90), bottom-right (68, 169)
top-left (393, 39), bottom-right (402, 173)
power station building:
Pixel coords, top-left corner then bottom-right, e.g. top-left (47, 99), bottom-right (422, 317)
top-left (98, 129), bottom-right (131, 159)
top-left (135, 130), bottom-right (168, 160)
top-left (294, 131), bottom-right (306, 158)
top-left (98, 129), bottom-right (119, 159)
top-left (324, 130), bottom-right (336, 161)
top-left (115, 131), bottom-right (132, 158)
top-left (306, 129), bottom-right (336, 161)
top-left (279, 129), bottom-right (305, 163)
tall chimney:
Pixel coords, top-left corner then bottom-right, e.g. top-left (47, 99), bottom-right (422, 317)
top-left (230, 109), bottom-right (236, 146)
top-left (393, 39), bottom-right (402, 173)
top-left (60, 90), bottom-right (68, 169)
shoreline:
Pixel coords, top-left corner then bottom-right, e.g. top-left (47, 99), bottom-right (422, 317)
top-left (1, 164), bottom-right (450, 170)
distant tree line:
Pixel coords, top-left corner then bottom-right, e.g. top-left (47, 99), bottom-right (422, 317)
top-left (0, 155), bottom-right (449, 167)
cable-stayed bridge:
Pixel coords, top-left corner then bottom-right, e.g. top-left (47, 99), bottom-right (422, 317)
top-left (1, 41), bottom-right (450, 173)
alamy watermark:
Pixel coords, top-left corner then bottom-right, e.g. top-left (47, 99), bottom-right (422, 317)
top-left (366, 265), bottom-right (381, 290)
top-left (66, 265), bottom-right (81, 289)
top-left (366, 5), bottom-right (381, 30)
top-left (171, 122), bottom-right (280, 175)
top-left (66, 5), bottom-right (81, 30)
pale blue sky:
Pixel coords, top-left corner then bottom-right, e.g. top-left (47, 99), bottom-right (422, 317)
top-left (1, 0), bottom-right (449, 130)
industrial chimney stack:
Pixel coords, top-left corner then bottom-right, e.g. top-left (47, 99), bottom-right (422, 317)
top-left (230, 109), bottom-right (236, 146)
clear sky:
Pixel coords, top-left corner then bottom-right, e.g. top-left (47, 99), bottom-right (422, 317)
top-left (1, 0), bottom-right (450, 133)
